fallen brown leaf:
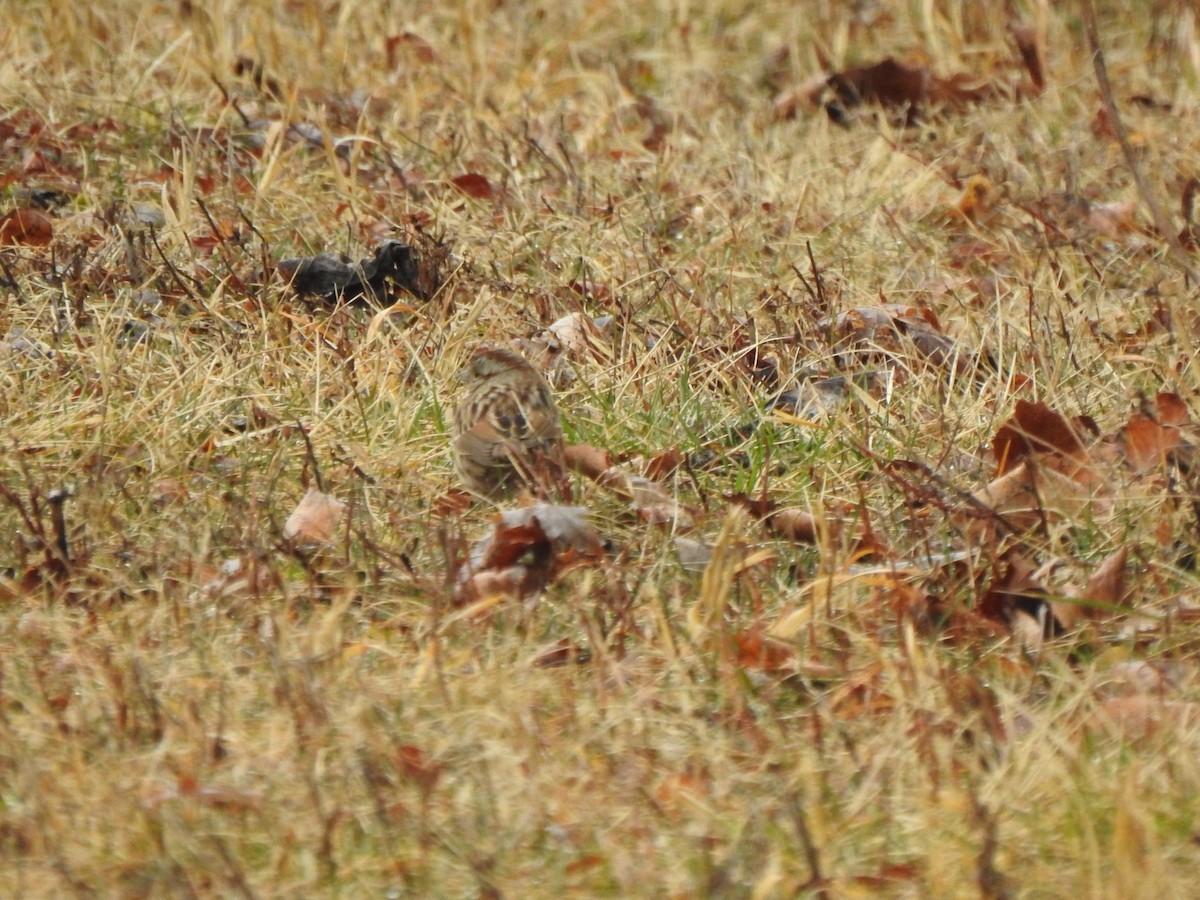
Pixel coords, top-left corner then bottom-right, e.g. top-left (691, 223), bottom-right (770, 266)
top-left (992, 400), bottom-right (1090, 476)
top-left (609, 469), bottom-right (695, 529)
top-left (768, 507), bottom-right (821, 544)
top-left (1085, 696), bottom-right (1200, 743)
top-left (455, 503), bottom-right (603, 604)
top-left (546, 311), bottom-right (612, 361)
top-left (823, 55), bottom-right (1013, 123)
top-left (385, 31), bottom-right (439, 66)
top-left (977, 551), bottom-right (1050, 630)
top-left (282, 487), bottom-right (346, 544)
top-left (948, 174), bottom-right (999, 225)
top-left (451, 172), bottom-right (494, 199)
top-left (733, 628), bottom-right (796, 672)
top-left (564, 443), bottom-right (612, 480)
top-left (1052, 544), bottom-right (1130, 631)
top-left (969, 459), bottom-right (1101, 532)
top-left (395, 744), bottom-right (443, 791)
top-left (564, 855), bottom-right (606, 877)
top-left (644, 448), bottom-right (684, 481)
top-left (1118, 413), bottom-right (1180, 473)
top-left (0, 207), bottom-right (52, 246)
top-left (725, 493), bottom-right (827, 545)
top-left (1155, 392), bottom-right (1189, 426)
top-left (1086, 199), bottom-right (1137, 237)
top-left (189, 557), bottom-right (277, 604)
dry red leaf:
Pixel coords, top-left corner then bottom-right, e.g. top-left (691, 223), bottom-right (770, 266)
top-left (462, 567), bottom-right (533, 602)
top-left (1119, 413), bottom-right (1179, 473)
top-left (826, 56), bottom-right (1004, 116)
top-left (733, 628), bottom-right (795, 672)
top-left (183, 783), bottom-right (261, 812)
top-left (1155, 392), bottom-right (1189, 426)
top-left (828, 304), bottom-right (940, 340)
top-left (992, 400), bottom-right (1089, 475)
top-left (396, 744), bottom-right (442, 792)
top-left (1114, 393), bottom-right (1190, 472)
top-left (1080, 545), bottom-right (1130, 608)
top-left (644, 448), bottom-right (684, 481)
top-left (478, 521), bottom-right (547, 571)
top-left (822, 305), bottom-right (967, 372)
top-left (386, 31), bottom-right (439, 66)
top-left (190, 556), bottom-right (277, 603)
top-left (1091, 106), bottom-right (1148, 148)
top-left (1091, 106), bottom-right (1119, 141)
top-left (190, 217), bottom-right (240, 254)
top-left (433, 488), bottom-right (474, 518)
top-left (849, 861), bottom-right (924, 888)
top-left (0, 207), bottom-right (52, 246)
top-left (829, 57), bottom-right (931, 109)
top-left (451, 173), bottom-right (494, 199)
top-left (1179, 178), bottom-right (1200, 249)
top-left (653, 771), bottom-right (709, 813)
top-left (769, 508), bottom-right (821, 544)
top-left (1007, 372), bottom-right (1034, 393)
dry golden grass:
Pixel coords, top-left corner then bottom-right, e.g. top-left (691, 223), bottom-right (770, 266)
top-left (2, 0), bottom-right (1200, 896)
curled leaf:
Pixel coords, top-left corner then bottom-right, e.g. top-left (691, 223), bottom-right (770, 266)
top-left (455, 503), bottom-right (603, 604)
top-left (546, 311), bottom-right (612, 361)
top-left (282, 487), bottom-right (346, 544)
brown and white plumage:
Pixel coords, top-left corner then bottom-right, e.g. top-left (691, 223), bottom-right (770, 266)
top-left (452, 346), bottom-right (566, 499)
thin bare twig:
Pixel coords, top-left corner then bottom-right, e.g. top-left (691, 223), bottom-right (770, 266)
top-left (295, 420), bottom-right (326, 493)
